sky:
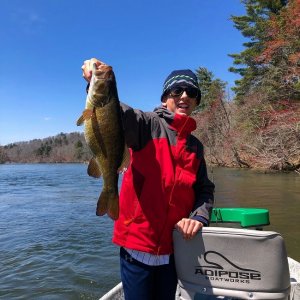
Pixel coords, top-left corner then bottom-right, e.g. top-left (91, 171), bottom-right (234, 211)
top-left (0, 0), bottom-right (247, 145)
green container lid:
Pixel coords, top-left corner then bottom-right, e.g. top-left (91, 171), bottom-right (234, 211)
top-left (210, 208), bottom-right (270, 228)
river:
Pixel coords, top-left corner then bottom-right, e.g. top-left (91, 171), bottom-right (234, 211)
top-left (0, 164), bottom-right (299, 299)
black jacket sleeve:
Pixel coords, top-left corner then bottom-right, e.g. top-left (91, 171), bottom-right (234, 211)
top-left (191, 142), bottom-right (215, 226)
top-left (119, 102), bottom-right (155, 151)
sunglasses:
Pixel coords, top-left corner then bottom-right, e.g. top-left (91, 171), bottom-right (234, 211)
top-left (168, 86), bottom-right (199, 99)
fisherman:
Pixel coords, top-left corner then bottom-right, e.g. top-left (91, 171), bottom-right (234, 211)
top-left (81, 58), bottom-right (215, 300)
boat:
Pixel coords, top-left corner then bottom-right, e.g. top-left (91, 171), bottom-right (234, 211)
top-left (99, 208), bottom-right (300, 300)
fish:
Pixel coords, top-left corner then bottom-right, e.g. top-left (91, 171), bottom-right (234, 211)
top-left (77, 63), bottom-right (129, 220)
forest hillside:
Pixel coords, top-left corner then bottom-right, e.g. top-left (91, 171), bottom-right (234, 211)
top-left (194, 0), bottom-right (300, 172)
top-left (0, 132), bottom-right (91, 164)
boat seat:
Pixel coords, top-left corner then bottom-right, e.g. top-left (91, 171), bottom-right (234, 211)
top-left (173, 227), bottom-right (291, 300)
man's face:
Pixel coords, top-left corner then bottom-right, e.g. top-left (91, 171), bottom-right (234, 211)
top-left (162, 87), bottom-right (198, 116)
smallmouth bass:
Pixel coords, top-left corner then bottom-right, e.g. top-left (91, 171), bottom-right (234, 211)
top-left (77, 63), bottom-right (129, 220)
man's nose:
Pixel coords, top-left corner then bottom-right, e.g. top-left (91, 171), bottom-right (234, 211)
top-left (181, 91), bottom-right (188, 98)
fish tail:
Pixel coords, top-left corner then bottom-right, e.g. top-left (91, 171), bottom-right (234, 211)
top-left (96, 191), bottom-right (109, 216)
top-left (107, 196), bottom-right (119, 220)
top-left (96, 190), bottom-right (119, 220)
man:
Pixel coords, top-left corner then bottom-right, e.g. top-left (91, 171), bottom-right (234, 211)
top-left (82, 58), bottom-right (214, 300)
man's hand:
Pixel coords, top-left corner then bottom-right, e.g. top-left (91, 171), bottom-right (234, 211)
top-left (81, 58), bottom-right (106, 82)
top-left (175, 218), bottom-right (203, 240)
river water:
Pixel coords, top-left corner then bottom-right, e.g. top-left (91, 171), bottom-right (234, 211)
top-left (0, 164), bottom-right (299, 299)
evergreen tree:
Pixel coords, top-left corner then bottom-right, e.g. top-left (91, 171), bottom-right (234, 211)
top-left (195, 67), bottom-right (227, 112)
top-left (256, 0), bottom-right (300, 101)
top-left (229, 0), bottom-right (288, 102)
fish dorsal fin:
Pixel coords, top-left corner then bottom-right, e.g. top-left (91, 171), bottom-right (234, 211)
top-left (87, 157), bottom-right (102, 178)
top-left (76, 109), bottom-right (94, 126)
top-left (118, 145), bottom-right (131, 173)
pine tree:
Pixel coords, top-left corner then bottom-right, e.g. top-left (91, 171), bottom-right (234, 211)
top-left (229, 0), bottom-right (288, 102)
top-left (195, 67), bottom-right (227, 112)
top-left (256, 0), bottom-right (300, 101)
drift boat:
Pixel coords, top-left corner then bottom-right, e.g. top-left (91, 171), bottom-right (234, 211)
top-left (99, 208), bottom-right (300, 300)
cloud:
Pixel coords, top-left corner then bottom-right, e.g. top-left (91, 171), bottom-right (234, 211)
top-left (10, 8), bottom-right (46, 34)
top-left (43, 117), bottom-right (52, 121)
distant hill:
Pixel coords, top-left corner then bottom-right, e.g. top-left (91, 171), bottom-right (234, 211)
top-left (0, 132), bottom-right (92, 164)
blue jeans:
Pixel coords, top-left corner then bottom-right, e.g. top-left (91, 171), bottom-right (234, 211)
top-left (120, 247), bottom-right (178, 300)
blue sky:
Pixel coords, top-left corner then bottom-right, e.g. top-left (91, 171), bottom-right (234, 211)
top-left (0, 0), bottom-right (246, 145)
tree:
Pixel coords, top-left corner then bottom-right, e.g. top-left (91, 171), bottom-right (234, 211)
top-left (75, 140), bottom-right (84, 159)
top-left (256, 0), bottom-right (300, 101)
top-left (0, 146), bottom-right (8, 163)
top-left (193, 67), bottom-right (250, 167)
top-left (229, 0), bottom-right (288, 102)
top-left (195, 67), bottom-right (227, 112)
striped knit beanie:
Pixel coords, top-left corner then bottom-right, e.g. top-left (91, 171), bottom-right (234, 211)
top-left (161, 69), bottom-right (201, 104)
